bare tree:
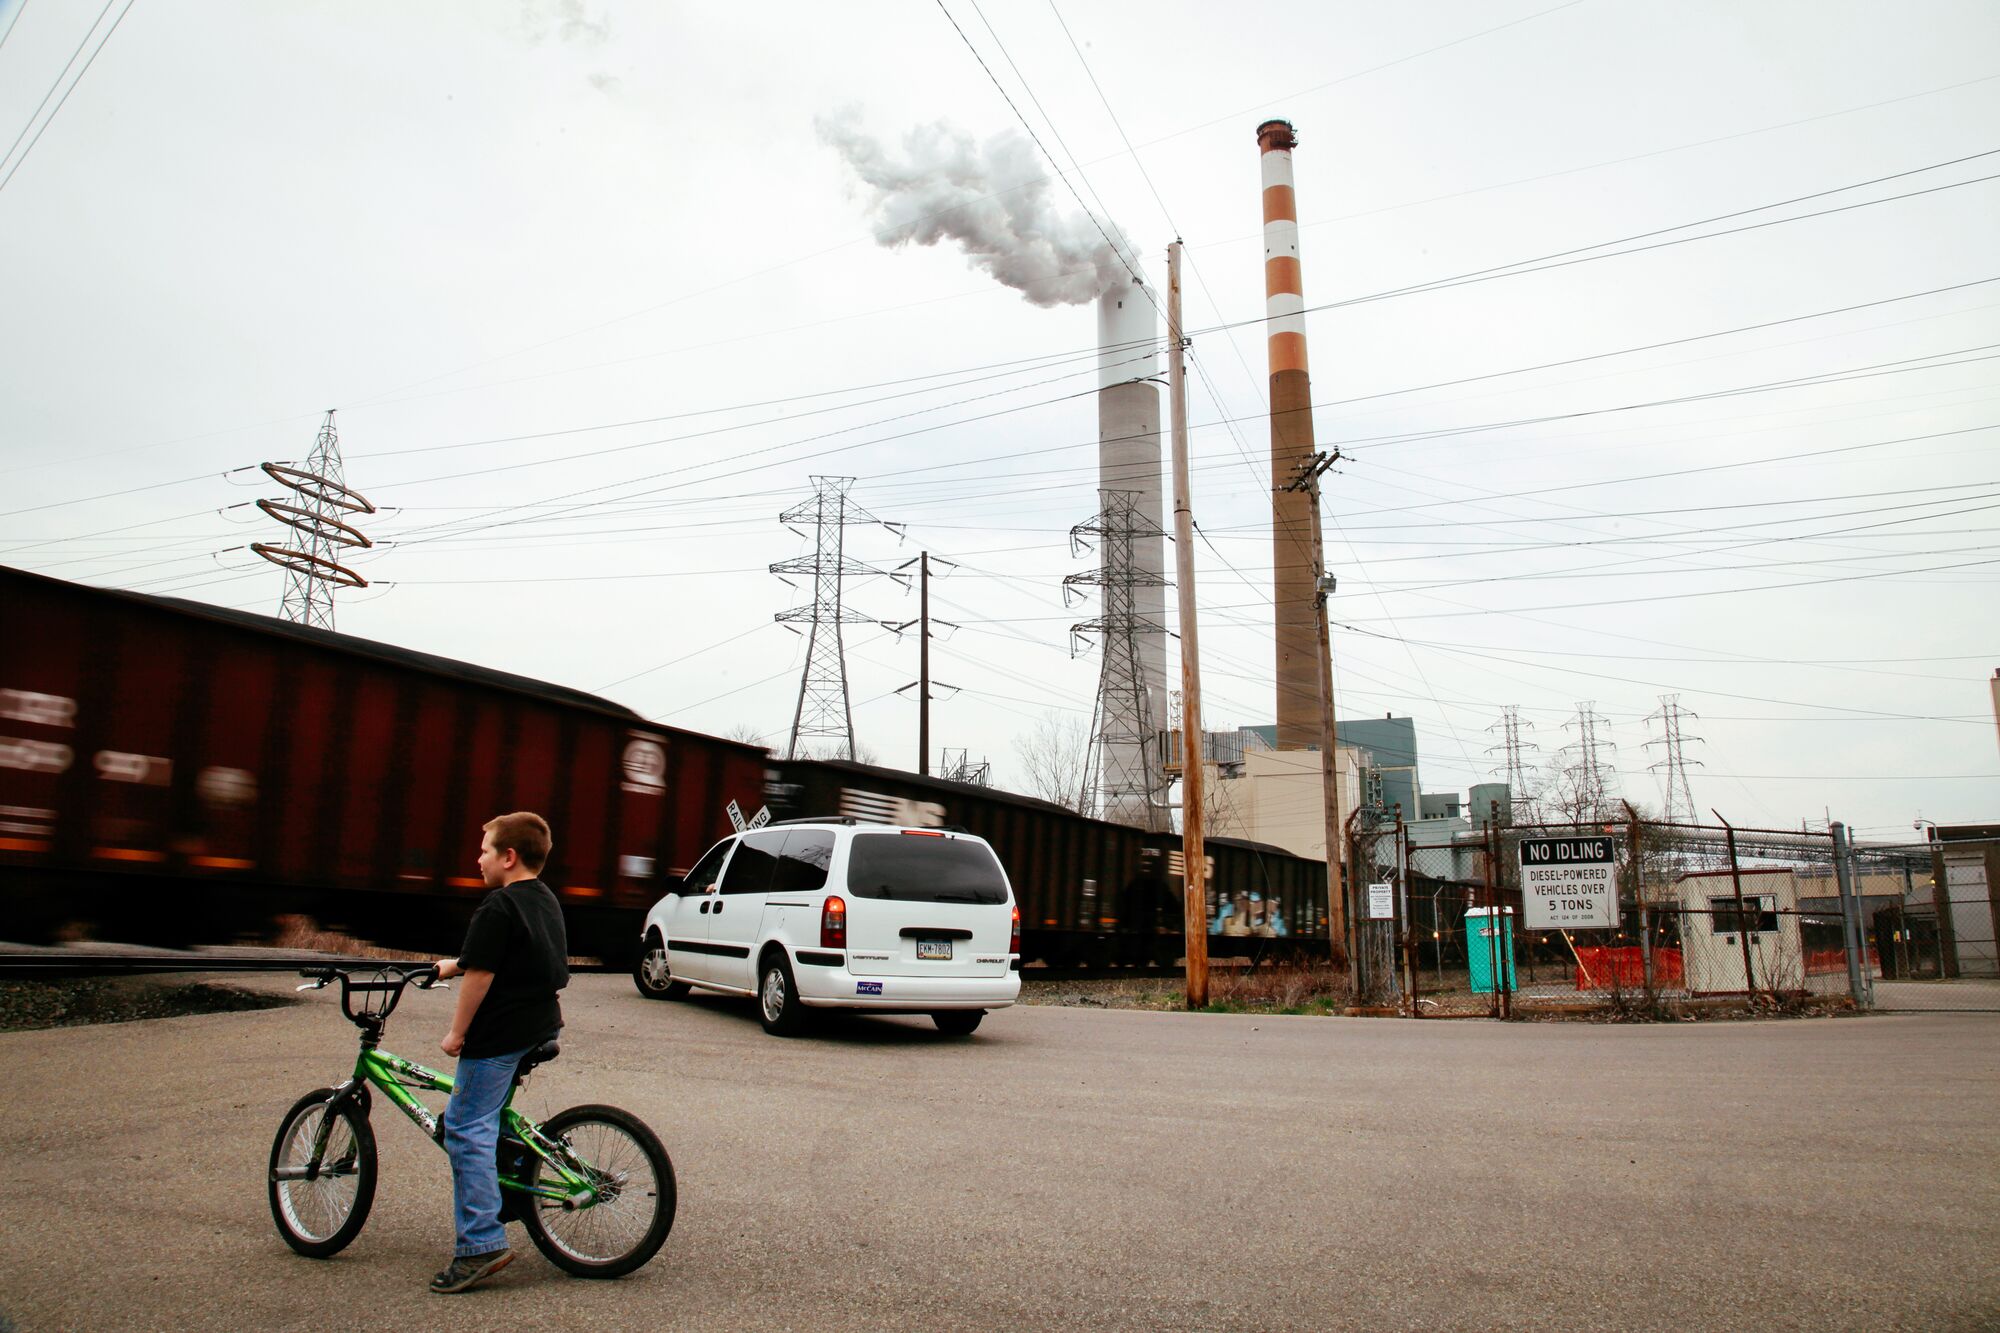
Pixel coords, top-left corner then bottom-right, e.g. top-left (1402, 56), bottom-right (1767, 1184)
top-left (732, 723), bottom-right (878, 766)
top-left (800, 741), bottom-right (880, 765)
top-left (1011, 710), bottom-right (1091, 813)
top-left (1535, 750), bottom-right (1620, 827)
top-left (725, 722), bottom-right (771, 749)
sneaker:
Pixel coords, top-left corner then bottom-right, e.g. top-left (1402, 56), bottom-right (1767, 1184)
top-left (429, 1248), bottom-right (514, 1294)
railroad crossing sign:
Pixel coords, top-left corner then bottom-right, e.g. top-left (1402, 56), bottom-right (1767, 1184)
top-left (727, 800), bottom-right (772, 833)
top-left (1518, 835), bottom-right (1619, 929)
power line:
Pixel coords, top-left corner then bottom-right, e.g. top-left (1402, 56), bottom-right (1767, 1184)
top-left (0, 0), bottom-right (135, 197)
top-left (347, 340), bottom-right (1116, 462)
top-left (0, 0), bottom-right (32, 54)
top-left (377, 347), bottom-right (1149, 492)
top-left (1200, 154), bottom-right (2000, 335)
top-left (15, 216), bottom-right (1988, 533)
top-left (1269, 275), bottom-right (2000, 417)
top-left (1333, 552), bottom-right (2000, 624)
top-left (1328, 619), bottom-right (1997, 725)
top-left (931, 0), bottom-right (1148, 297)
top-left (1334, 345), bottom-right (2000, 455)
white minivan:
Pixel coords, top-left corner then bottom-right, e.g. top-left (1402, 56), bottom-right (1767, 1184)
top-left (632, 820), bottom-right (1021, 1036)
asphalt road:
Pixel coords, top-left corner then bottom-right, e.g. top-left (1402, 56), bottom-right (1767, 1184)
top-left (2, 974), bottom-right (1995, 1331)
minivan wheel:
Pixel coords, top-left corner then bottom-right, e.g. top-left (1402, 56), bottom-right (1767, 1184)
top-left (633, 936), bottom-right (689, 1001)
top-left (932, 1010), bottom-right (983, 1037)
top-left (758, 954), bottom-right (809, 1036)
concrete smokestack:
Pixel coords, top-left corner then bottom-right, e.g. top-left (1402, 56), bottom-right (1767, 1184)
top-left (1258, 118), bottom-right (1319, 751)
top-left (1095, 270), bottom-right (1169, 827)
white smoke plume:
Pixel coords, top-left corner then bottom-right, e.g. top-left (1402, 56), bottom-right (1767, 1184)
top-left (816, 113), bottom-right (1133, 308)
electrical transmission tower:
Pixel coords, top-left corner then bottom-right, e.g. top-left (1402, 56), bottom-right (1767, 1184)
top-left (1559, 701), bottom-right (1617, 823)
top-left (771, 476), bottom-right (900, 762)
top-left (1486, 704), bottom-right (1538, 820)
top-left (939, 748), bottom-right (991, 787)
top-left (1645, 694), bottom-right (1704, 825)
top-left (1064, 490), bottom-right (1171, 831)
top-left (252, 410), bottom-right (376, 630)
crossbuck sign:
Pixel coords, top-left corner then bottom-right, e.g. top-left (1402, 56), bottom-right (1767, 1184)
top-left (1518, 835), bottom-right (1619, 930)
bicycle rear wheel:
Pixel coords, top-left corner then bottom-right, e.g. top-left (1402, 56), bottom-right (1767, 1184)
top-left (520, 1104), bottom-right (675, 1278)
top-left (268, 1087), bottom-right (376, 1258)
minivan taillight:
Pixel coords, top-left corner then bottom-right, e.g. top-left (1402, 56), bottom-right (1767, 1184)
top-left (821, 895), bottom-right (847, 949)
top-left (1009, 904), bottom-right (1020, 955)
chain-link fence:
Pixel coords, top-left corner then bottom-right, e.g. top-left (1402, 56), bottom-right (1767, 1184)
top-left (1341, 809), bottom-right (1990, 1017)
top-left (1858, 836), bottom-right (2000, 1012)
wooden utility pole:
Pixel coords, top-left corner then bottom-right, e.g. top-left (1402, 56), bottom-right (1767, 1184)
top-left (1284, 452), bottom-right (1347, 968)
top-left (1166, 242), bottom-right (1210, 1009)
top-left (918, 551), bottom-right (930, 775)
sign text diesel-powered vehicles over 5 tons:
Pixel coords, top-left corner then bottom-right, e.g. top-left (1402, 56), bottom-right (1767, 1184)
top-left (1518, 835), bottom-right (1618, 930)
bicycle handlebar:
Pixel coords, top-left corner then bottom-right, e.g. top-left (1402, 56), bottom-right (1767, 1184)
top-left (295, 963), bottom-right (448, 1026)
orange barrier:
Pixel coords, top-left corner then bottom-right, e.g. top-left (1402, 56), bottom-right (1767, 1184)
top-left (1804, 947), bottom-right (1877, 976)
top-left (1574, 946), bottom-right (1683, 990)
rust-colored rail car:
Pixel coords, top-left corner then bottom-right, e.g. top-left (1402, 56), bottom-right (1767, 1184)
top-left (767, 759), bottom-right (1329, 965)
top-left (0, 565), bottom-right (765, 959)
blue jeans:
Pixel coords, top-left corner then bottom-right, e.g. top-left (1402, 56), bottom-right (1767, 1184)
top-left (443, 1045), bottom-right (531, 1257)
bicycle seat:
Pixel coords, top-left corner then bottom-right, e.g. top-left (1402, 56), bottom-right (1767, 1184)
top-left (513, 1038), bottom-right (560, 1084)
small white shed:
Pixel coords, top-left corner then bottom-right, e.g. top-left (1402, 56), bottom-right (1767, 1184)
top-left (1672, 868), bottom-right (1803, 995)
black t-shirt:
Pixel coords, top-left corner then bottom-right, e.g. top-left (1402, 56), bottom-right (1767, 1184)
top-left (457, 878), bottom-right (569, 1059)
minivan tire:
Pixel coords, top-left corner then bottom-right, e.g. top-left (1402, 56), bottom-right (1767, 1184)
top-left (932, 1010), bottom-right (983, 1037)
top-left (633, 934), bottom-right (690, 1001)
top-left (758, 953), bottom-right (810, 1036)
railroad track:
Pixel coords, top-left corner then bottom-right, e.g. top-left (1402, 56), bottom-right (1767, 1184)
top-left (0, 945), bottom-right (624, 980)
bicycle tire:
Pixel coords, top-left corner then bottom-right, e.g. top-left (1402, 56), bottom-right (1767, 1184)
top-left (520, 1103), bottom-right (675, 1278)
top-left (268, 1087), bottom-right (377, 1259)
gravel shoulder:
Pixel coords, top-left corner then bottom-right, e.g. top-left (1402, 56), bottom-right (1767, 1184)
top-left (0, 976), bottom-right (295, 1032)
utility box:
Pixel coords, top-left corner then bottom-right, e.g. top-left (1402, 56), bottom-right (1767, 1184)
top-left (1467, 906), bottom-right (1516, 994)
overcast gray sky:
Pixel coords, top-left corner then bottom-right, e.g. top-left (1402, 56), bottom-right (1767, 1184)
top-left (3, 0), bottom-right (1996, 838)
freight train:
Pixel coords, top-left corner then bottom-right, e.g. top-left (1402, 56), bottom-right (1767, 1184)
top-left (0, 564), bottom-right (1330, 965)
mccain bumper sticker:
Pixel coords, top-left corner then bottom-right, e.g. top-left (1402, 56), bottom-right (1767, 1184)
top-left (856, 981), bottom-right (883, 995)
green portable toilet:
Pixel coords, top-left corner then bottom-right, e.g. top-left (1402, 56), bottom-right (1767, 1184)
top-left (1467, 906), bottom-right (1516, 994)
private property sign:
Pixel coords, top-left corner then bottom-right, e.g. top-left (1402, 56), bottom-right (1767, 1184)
top-left (1519, 835), bottom-right (1619, 929)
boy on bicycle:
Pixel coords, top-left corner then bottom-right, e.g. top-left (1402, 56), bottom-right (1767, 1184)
top-left (431, 811), bottom-right (569, 1294)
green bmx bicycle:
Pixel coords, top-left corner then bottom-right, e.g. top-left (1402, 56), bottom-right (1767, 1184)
top-left (268, 964), bottom-right (675, 1278)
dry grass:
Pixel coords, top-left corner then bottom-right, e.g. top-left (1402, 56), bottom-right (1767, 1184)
top-left (1019, 962), bottom-right (1352, 1015)
top-left (267, 915), bottom-right (410, 960)
top-left (1204, 962), bottom-right (1350, 1014)
top-left (1018, 976), bottom-right (1187, 1011)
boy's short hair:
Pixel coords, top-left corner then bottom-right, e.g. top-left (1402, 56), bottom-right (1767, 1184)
top-left (484, 811), bottom-right (552, 873)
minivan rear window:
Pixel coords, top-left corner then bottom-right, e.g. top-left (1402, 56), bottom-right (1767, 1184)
top-left (845, 834), bottom-right (1009, 904)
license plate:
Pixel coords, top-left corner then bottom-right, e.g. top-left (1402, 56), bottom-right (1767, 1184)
top-left (916, 938), bottom-right (952, 960)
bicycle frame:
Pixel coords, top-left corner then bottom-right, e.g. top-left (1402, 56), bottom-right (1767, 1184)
top-left (321, 1049), bottom-right (598, 1208)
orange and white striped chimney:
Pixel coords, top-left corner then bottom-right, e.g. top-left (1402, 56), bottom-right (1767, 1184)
top-left (1259, 118), bottom-right (1319, 750)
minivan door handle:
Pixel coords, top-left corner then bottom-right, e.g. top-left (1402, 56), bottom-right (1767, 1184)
top-left (699, 901), bottom-right (711, 914)
top-left (712, 902), bottom-right (724, 914)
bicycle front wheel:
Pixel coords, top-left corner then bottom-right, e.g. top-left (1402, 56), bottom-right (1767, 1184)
top-left (521, 1103), bottom-right (675, 1278)
top-left (268, 1087), bottom-right (377, 1258)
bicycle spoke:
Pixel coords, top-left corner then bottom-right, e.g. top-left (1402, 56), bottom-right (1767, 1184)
top-left (533, 1120), bottom-right (660, 1262)
top-left (275, 1106), bottom-right (360, 1243)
